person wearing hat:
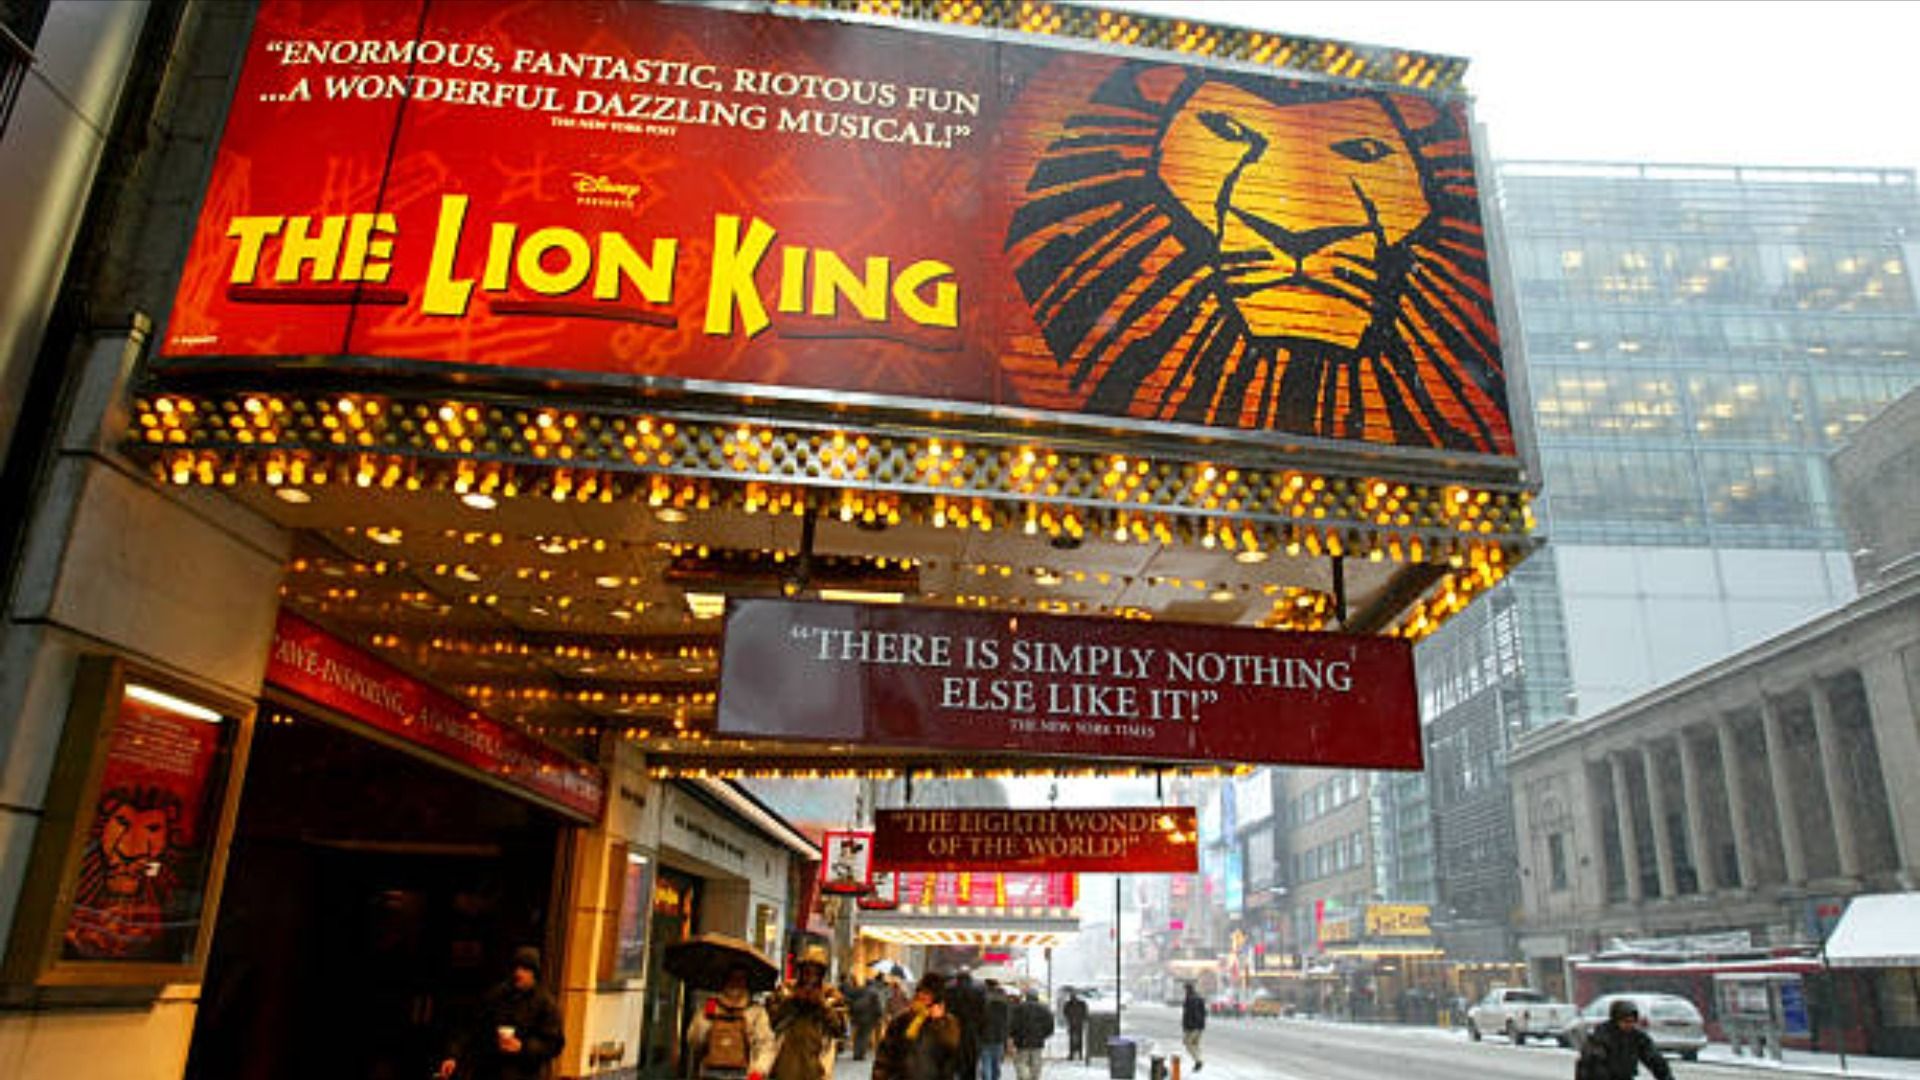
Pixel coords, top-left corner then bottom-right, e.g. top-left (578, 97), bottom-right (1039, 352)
top-left (873, 972), bottom-right (963, 1080)
top-left (1576, 999), bottom-right (1675, 1080)
top-left (438, 946), bottom-right (565, 1080)
top-left (765, 945), bottom-right (848, 1080)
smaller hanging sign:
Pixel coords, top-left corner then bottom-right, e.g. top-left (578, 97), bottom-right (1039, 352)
top-left (857, 870), bottom-right (899, 911)
top-left (872, 807), bottom-right (1198, 874)
top-left (820, 830), bottom-right (874, 895)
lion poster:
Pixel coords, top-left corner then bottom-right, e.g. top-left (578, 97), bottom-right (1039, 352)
top-left (59, 687), bottom-right (230, 964)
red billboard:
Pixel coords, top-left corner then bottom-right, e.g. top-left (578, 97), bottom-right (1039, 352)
top-left (160, 0), bottom-right (1511, 456)
top-left (265, 612), bottom-right (605, 820)
top-left (716, 598), bottom-right (1421, 768)
top-left (872, 808), bottom-right (1198, 874)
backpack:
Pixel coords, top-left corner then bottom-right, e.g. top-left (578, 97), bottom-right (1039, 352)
top-left (704, 1011), bottom-right (749, 1073)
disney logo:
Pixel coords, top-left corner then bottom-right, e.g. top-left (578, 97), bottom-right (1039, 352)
top-left (572, 173), bottom-right (643, 200)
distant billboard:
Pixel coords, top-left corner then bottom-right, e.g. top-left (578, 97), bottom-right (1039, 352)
top-left (161, 0), bottom-right (1513, 458)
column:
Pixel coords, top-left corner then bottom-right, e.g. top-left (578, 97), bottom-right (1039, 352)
top-left (1859, 650), bottom-right (1920, 877)
top-left (1807, 679), bottom-right (1862, 879)
top-left (1641, 743), bottom-right (1678, 900)
top-left (1759, 694), bottom-right (1809, 885)
top-left (1676, 728), bottom-right (1718, 894)
top-left (1582, 762), bottom-right (1614, 905)
top-left (1610, 752), bottom-right (1644, 903)
top-left (1716, 716), bottom-right (1756, 890)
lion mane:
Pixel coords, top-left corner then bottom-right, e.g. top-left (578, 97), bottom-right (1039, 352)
top-left (1005, 63), bottom-right (1512, 455)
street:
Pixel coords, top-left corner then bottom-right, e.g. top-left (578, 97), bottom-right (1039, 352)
top-left (1001, 1004), bottom-right (1896, 1080)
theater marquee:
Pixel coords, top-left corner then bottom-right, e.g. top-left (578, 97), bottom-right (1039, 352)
top-left (162, 0), bottom-right (1513, 457)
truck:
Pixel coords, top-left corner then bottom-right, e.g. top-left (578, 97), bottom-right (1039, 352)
top-left (1465, 987), bottom-right (1577, 1045)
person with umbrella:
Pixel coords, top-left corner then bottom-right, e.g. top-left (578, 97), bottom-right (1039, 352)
top-left (666, 934), bottom-right (780, 1080)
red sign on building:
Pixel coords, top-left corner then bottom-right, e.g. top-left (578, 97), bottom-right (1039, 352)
top-left (872, 808), bottom-right (1197, 874)
top-left (160, 0), bottom-right (1512, 458)
top-left (718, 598), bottom-right (1421, 768)
top-left (265, 612), bottom-right (605, 820)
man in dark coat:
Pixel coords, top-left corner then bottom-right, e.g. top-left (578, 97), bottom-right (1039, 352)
top-left (1061, 991), bottom-right (1088, 1062)
top-left (1180, 983), bottom-right (1207, 1072)
top-left (439, 946), bottom-right (565, 1080)
top-left (1007, 989), bottom-right (1054, 1080)
top-left (1577, 999), bottom-right (1675, 1080)
top-left (946, 970), bottom-right (987, 1080)
top-left (873, 973), bottom-right (963, 1080)
top-left (848, 978), bottom-right (885, 1061)
top-left (979, 979), bottom-right (1013, 1080)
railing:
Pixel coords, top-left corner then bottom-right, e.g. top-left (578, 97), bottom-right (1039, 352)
top-left (1, 23), bottom-right (32, 139)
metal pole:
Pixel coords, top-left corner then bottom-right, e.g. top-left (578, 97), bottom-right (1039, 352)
top-left (1116, 875), bottom-right (1125, 1037)
top-left (1821, 940), bottom-right (1849, 1073)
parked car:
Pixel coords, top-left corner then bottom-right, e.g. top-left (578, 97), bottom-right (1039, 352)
top-left (1563, 993), bottom-right (1707, 1061)
top-left (1466, 987), bottom-right (1577, 1044)
top-left (1208, 992), bottom-right (1244, 1018)
top-left (1249, 990), bottom-right (1292, 1018)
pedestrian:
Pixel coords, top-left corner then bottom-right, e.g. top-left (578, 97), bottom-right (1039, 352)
top-left (873, 972), bottom-right (963, 1080)
top-left (1576, 1000), bottom-right (1675, 1080)
top-left (1181, 982), bottom-right (1207, 1073)
top-left (849, 977), bottom-right (885, 1061)
top-left (686, 963), bottom-right (777, 1079)
top-left (437, 946), bottom-right (564, 1080)
top-left (886, 975), bottom-right (913, 1022)
top-left (1060, 991), bottom-right (1088, 1062)
top-left (978, 979), bottom-right (1012, 1080)
top-left (946, 969), bottom-right (986, 1080)
top-left (1007, 988), bottom-right (1054, 1080)
top-left (766, 945), bottom-right (847, 1080)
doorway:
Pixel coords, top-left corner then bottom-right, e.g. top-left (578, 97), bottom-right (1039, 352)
top-left (185, 712), bottom-right (564, 1080)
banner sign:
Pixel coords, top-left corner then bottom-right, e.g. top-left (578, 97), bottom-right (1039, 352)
top-left (160, 0), bottom-right (1511, 457)
top-left (717, 598), bottom-right (1421, 768)
top-left (872, 807), bottom-right (1197, 873)
top-left (1364, 903), bottom-right (1432, 938)
top-left (893, 872), bottom-right (1076, 911)
top-left (820, 829), bottom-right (874, 895)
top-left (858, 870), bottom-right (899, 911)
top-left (266, 612), bottom-right (605, 820)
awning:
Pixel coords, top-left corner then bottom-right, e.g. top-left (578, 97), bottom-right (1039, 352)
top-left (1825, 893), bottom-right (1920, 968)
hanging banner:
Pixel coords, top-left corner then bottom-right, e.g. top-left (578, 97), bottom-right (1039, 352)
top-left (158, 0), bottom-right (1512, 458)
top-left (894, 872), bottom-right (1077, 911)
top-left (265, 612), bottom-right (605, 820)
top-left (872, 807), bottom-right (1197, 874)
top-left (819, 830), bottom-right (874, 895)
top-left (717, 598), bottom-right (1421, 768)
top-left (857, 870), bottom-right (899, 911)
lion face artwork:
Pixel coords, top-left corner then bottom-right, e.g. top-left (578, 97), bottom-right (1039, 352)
top-left (63, 785), bottom-right (185, 960)
top-left (1005, 64), bottom-right (1512, 455)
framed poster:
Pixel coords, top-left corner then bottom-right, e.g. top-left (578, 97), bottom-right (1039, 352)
top-left (599, 844), bottom-right (654, 984)
top-left (819, 830), bottom-right (873, 896)
top-left (857, 872), bottom-right (898, 912)
top-left (2, 658), bottom-right (252, 989)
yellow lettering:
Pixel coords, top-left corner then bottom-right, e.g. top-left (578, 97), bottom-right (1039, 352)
top-left (226, 215), bottom-right (285, 284)
top-left (810, 251), bottom-right (888, 322)
top-left (705, 214), bottom-right (775, 337)
top-left (594, 234), bottom-right (677, 304)
top-left (273, 215), bottom-right (347, 283)
top-left (483, 224), bottom-right (517, 291)
top-left (894, 259), bottom-right (958, 327)
top-left (778, 246), bottom-right (807, 313)
top-left (339, 213), bottom-right (396, 281)
top-left (422, 195), bottom-right (475, 317)
top-left (517, 228), bottom-right (592, 296)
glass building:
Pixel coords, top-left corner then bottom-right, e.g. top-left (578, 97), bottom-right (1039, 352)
top-left (1413, 161), bottom-right (1920, 956)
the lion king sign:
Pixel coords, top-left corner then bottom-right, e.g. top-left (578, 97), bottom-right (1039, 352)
top-left (160, 0), bottom-right (1513, 460)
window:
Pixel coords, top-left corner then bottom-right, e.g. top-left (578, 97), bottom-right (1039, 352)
top-left (1548, 833), bottom-right (1569, 891)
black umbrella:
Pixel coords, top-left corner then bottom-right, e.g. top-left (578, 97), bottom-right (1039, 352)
top-left (662, 933), bottom-right (779, 993)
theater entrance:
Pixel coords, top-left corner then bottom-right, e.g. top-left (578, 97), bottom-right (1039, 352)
top-left (184, 709), bottom-right (567, 1080)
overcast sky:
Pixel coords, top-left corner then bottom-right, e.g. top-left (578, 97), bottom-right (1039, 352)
top-left (1100, 1), bottom-right (1920, 172)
